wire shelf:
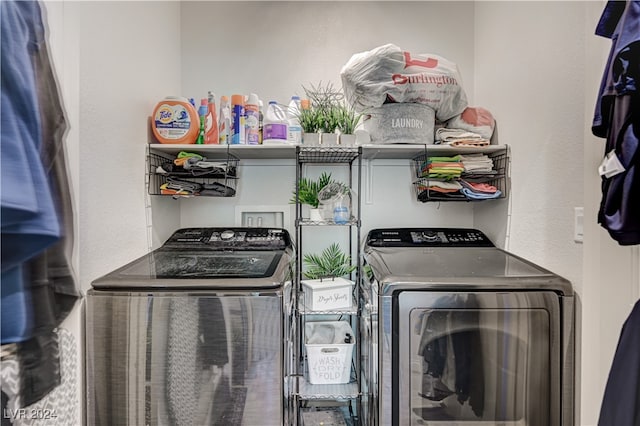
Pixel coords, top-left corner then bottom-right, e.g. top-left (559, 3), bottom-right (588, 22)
top-left (411, 148), bottom-right (509, 203)
top-left (296, 146), bottom-right (361, 164)
top-left (147, 149), bottom-right (239, 197)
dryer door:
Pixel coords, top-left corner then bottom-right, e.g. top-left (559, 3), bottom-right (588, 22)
top-left (394, 291), bottom-right (561, 426)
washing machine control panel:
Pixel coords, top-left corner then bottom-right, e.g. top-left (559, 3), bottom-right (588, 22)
top-left (164, 227), bottom-right (292, 250)
top-left (366, 228), bottom-right (494, 247)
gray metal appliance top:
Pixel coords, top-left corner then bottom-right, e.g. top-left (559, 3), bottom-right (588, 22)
top-left (91, 227), bottom-right (293, 290)
top-left (364, 228), bottom-right (573, 295)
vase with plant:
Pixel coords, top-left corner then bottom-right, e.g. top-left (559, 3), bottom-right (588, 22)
top-left (335, 103), bottom-right (362, 145)
top-left (301, 81), bottom-right (344, 145)
top-left (290, 171), bottom-right (333, 221)
top-left (301, 242), bottom-right (356, 311)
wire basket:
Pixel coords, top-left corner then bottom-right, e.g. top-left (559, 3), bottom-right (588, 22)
top-left (411, 149), bottom-right (508, 202)
top-left (147, 149), bottom-right (239, 197)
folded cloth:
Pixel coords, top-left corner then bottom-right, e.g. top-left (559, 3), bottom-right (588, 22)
top-left (422, 180), bottom-right (462, 190)
top-left (446, 106), bottom-right (496, 140)
top-left (460, 180), bottom-right (498, 194)
top-left (461, 187), bottom-right (502, 200)
top-left (435, 128), bottom-right (490, 146)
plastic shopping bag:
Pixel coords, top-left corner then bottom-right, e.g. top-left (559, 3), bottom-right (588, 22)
top-left (340, 43), bottom-right (468, 121)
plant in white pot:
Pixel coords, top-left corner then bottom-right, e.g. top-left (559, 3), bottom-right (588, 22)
top-left (301, 243), bottom-right (356, 311)
top-left (335, 103), bottom-right (362, 145)
top-left (302, 81), bottom-right (343, 145)
top-left (290, 172), bottom-right (333, 221)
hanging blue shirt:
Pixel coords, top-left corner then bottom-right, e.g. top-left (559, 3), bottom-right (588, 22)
top-left (1, 0), bottom-right (61, 343)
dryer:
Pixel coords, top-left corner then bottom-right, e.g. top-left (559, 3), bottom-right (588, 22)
top-left (86, 227), bottom-right (294, 426)
top-left (361, 228), bottom-right (575, 426)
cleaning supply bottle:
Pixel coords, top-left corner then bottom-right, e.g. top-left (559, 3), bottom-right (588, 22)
top-left (196, 98), bottom-right (207, 144)
top-left (151, 96), bottom-right (199, 144)
top-left (258, 100), bottom-right (264, 144)
top-left (218, 95), bottom-right (231, 144)
top-left (263, 101), bottom-right (288, 144)
top-left (231, 94), bottom-right (245, 144)
top-left (287, 95), bottom-right (302, 144)
top-left (245, 93), bottom-right (260, 145)
top-left (205, 91), bottom-right (219, 144)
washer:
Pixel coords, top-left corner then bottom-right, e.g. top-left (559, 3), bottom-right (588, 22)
top-left (361, 228), bottom-right (575, 426)
top-left (86, 227), bottom-right (294, 426)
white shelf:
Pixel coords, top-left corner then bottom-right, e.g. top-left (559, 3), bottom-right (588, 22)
top-left (148, 143), bottom-right (508, 160)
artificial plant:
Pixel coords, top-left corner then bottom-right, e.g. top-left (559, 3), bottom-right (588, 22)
top-left (303, 242), bottom-right (356, 280)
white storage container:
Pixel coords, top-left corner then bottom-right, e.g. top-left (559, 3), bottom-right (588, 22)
top-left (305, 321), bottom-right (355, 385)
top-left (302, 277), bottom-right (354, 311)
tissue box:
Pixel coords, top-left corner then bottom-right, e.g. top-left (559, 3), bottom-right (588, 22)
top-left (305, 321), bottom-right (355, 385)
top-left (362, 102), bottom-right (435, 144)
top-left (302, 277), bottom-right (354, 311)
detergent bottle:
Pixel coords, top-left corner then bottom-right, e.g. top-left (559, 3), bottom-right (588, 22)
top-left (231, 94), bottom-right (246, 144)
top-left (263, 101), bottom-right (288, 144)
top-left (218, 95), bottom-right (231, 144)
top-left (205, 91), bottom-right (219, 144)
top-left (287, 95), bottom-right (302, 144)
top-left (245, 93), bottom-right (260, 145)
top-left (151, 96), bottom-right (199, 144)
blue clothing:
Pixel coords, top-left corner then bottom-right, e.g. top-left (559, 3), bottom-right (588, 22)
top-left (1, 0), bottom-right (61, 343)
top-left (598, 300), bottom-right (640, 426)
top-left (592, 1), bottom-right (640, 246)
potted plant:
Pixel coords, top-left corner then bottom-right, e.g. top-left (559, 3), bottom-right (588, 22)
top-left (301, 242), bottom-right (357, 311)
top-left (290, 171), bottom-right (333, 221)
top-left (298, 104), bottom-right (323, 145)
top-left (302, 81), bottom-right (343, 145)
top-left (335, 103), bottom-right (362, 145)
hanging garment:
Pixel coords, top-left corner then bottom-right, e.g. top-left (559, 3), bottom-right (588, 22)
top-left (598, 300), bottom-right (640, 426)
top-left (1, 0), bottom-right (80, 409)
top-left (592, 1), bottom-right (640, 245)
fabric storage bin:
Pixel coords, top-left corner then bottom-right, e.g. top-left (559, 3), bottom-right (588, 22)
top-left (305, 321), bottom-right (355, 384)
top-left (302, 277), bottom-right (354, 311)
top-left (362, 102), bottom-right (435, 144)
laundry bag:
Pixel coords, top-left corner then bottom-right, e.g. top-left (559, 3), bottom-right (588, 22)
top-left (340, 43), bottom-right (468, 121)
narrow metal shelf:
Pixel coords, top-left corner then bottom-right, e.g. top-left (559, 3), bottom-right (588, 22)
top-left (296, 218), bottom-right (360, 227)
top-left (297, 377), bottom-right (360, 400)
top-left (296, 146), bottom-right (361, 164)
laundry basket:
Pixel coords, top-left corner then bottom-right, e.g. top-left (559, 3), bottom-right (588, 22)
top-left (305, 321), bottom-right (355, 385)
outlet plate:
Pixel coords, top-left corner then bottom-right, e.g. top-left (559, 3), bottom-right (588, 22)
top-left (235, 205), bottom-right (292, 234)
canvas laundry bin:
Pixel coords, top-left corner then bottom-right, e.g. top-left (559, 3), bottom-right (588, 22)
top-left (305, 321), bottom-right (355, 384)
top-left (362, 102), bottom-right (435, 144)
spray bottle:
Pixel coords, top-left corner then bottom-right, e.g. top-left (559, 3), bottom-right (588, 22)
top-left (196, 98), bottom-right (207, 144)
top-left (245, 93), bottom-right (260, 145)
top-left (205, 91), bottom-right (219, 144)
top-left (218, 95), bottom-right (231, 144)
top-left (231, 94), bottom-right (246, 144)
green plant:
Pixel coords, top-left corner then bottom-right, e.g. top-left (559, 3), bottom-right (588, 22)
top-left (303, 243), bottom-right (356, 279)
top-left (290, 172), bottom-right (333, 208)
top-left (297, 106), bottom-right (323, 133)
top-left (334, 104), bottom-right (362, 134)
top-left (302, 81), bottom-right (344, 133)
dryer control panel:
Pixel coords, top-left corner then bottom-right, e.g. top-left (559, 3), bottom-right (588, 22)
top-left (366, 228), bottom-right (494, 247)
top-left (164, 227), bottom-right (292, 250)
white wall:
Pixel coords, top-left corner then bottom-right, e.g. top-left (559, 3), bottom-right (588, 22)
top-left (177, 1), bottom-right (479, 253)
top-left (77, 1), bottom-right (182, 289)
top-left (52, 1), bottom-right (639, 425)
